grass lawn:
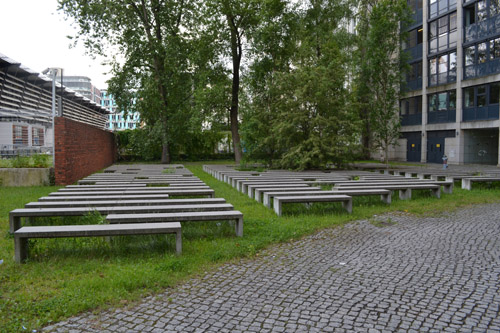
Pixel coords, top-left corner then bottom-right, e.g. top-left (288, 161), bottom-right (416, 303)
top-left (1, 162), bottom-right (499, 331)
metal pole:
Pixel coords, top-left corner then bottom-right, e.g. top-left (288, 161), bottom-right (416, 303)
top-left (52, 70), bottom-right (56, 167)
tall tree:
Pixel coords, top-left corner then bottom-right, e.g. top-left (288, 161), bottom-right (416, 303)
top-left (271, 0), bottom-right (360, 170)
top-left (59, 0), bottom-right (197, 163)
top-left (203, 0), bottom-right (268, 164)
top-left (355, 0), bottom-right (411, 165)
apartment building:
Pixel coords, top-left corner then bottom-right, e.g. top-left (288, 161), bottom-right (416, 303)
top-left (399, 0), bottom-right (500, 165)
top-left (101, 90), bottom-right (141, 131)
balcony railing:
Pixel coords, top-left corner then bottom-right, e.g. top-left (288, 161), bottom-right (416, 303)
top-left (401, 113), bottom-right (422, 126)
top-left (463, 105), bottom-right (499, 121)
top-left (404, 44), bottom-right (423, 61)
top-left (428, 109), bottom-right (456, 124)
top-left (464, 15), bottom-right (500, 44)
top-left (464, 59), bottom-right (500, 80)
top-left (403, 78), bottom-right (423, 91)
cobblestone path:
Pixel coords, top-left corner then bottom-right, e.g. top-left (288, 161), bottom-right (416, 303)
top-left (45, 204), bottom-right (500, 332)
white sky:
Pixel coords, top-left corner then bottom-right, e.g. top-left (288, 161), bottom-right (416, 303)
top-left (0, 0), bottom-right (112, 89)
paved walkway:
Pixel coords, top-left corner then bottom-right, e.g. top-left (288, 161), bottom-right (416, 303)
top-left (45, 204), bottom-right (500, 332)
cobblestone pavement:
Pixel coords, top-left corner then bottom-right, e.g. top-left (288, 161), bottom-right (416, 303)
top-left (45, 204), bottom-right (500, 332)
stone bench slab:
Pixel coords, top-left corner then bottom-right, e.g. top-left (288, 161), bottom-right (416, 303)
top-left (273, 195), bottom-right (352, 216)
top-left (26, 198), bottom-right (226, 209)
top-left (10, 204), bottom-right (233, 233)
top-left (14, 222), bottom-right (182, 263)
top-left (106, 211), bottom-right (244, 237)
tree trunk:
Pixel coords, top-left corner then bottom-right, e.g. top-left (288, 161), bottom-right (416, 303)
top-left (228, 15), bottom-right (243, 165)
top-left (161, 142), bottom-right (171, 164)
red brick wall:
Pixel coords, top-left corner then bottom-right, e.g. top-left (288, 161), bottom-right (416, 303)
top-left (55, 117), bottom-right (117, 185)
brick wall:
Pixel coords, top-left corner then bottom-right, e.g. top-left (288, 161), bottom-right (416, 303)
top-left (55, 117), bottom-right (117, 185)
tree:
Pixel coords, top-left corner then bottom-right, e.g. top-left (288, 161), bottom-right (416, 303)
top-left (240, 0), bottom-right (296, 167)
top-left (355, 0), bottom-right (411, 165)
top-left (268, 0), bottom-right (360, 170)
top-left (59, 0), bottom-right (197, 163)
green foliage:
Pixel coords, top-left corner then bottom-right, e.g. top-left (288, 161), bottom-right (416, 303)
top-left (0, 155), bottom-right (52, 168)
top-left (242, 0), bottom-right (360, 170)
top-left (353, 0), bottom-right (412, 164)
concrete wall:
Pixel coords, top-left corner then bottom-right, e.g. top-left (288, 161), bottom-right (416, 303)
top-left (0, 168), bottom-right (51, 186)
top-left (54, 117), bottom-right (117, 185)
top-left (463, 129), bottom-right (499, 165)
top-left (444, 136), bottom-right (460, 164)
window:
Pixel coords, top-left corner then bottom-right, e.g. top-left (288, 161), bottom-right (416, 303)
top-left (477, 85), bottom-right (487, 106)
top-left (428, 12), bottom-right (457, 54)
top-left (428, 51), bottom-right (456, 86)
top-left (464, 87), bottom-right (475, 108)
top-left (428, 90), bottom-right (456, 123)
top-left (490, 83), bottom-right (500, 104)
top-left (490, 38), bottom-right (500, 59)
top-left (12, 125), bottom-right (28, 145)
top-left (429, 0), bottom-right (456, 19)
top-left (32, 128), bottom-right (44, 146)
top-left (465, 38), bottom-right (500, 78)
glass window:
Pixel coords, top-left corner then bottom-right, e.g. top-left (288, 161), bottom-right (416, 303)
top-left (430, 58), bottom-right (437, 74)
top-left (449, 90), bottom-right (456, 109)
top-left (490, 38), bottom-right (500, 59)
top-left (465, 46), bottom-right (475, 66)
top-left (438, 55), bottom-right (448, 73)
top-left (477, 85), bottom-right (487, 106)
top-left (478, 42), bottom-right (487, 63)
top-left (490, 83), bottom-right (500, 104)
top-left (449, 52), bottom-right (457, 69)
top-left (465, 6), bottom-right (476, 26)
top-left (464, 87), bottom-right (475, 107)
top-left (438, 93), bottom-right (447, 110)
top-left (491, 0), bottom-right (500, 15)
top-left (478, 0), bottom-right (487, 21)
top-left (438, 16), bottom-right (447, 35)
top-left (429, 94), bottom-right (438, 112)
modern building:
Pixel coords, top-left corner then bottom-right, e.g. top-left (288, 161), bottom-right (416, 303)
top-left (0, 53), bottom-right (108, 157)
top-left (398, 0), bottom-right (500, 165)
top-left (57, 75), bottom-right (102, 105)
top-left (101, 90), bottom-right (141, 131)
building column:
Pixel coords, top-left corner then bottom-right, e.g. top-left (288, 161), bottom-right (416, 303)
top-left (421, 1), bottom-right (429, 163)
top-left (455, 2), bottom-right (465, 164)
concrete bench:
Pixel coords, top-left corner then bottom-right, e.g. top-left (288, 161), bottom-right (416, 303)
top-left (255, 187), bottom-right (322, 203)
top-left (334, 180), bottom-right (453, 194)
top-left (50, 187), bottom-right (211, 196)
top-left (38, 194), bottom-right (173, 202)
top-left (10, 204), bottom-right (233, 233)
top-left (247, 183), bottom-right (311, 198)
top-left (333, 184), bottom-right (441, 200)
top-left (273, 195), bottom-right (352, 216)
top-left (58, 184), bottom-right (206, 192)
top-left (263, 190), bottom-right (332, 208)
top-left (25, 198), bottom-right (227, 209)
top-left (263, 189), bottom-right (390, 208)
top-left (14, 222), bottom-right (182, 263)
top-left (326, 189), bottom-right (391, 204)
top-left (461, 177), bottom-right (500, 190)
top-left (106, 210), bottom-right (244, 237)
top-left (47, 189), bottom-right (215, 198)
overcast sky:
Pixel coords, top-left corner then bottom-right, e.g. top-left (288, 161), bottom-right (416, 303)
top-left (0, 0), bottom-right (112, 89)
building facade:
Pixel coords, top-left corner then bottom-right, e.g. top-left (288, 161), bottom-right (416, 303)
top-left (399, 0), bottom-right (500, 165)
top-left (58, 76), bottom-right (102, 105)
top-left (101, 90), bottom-right (141, 131)
top-left (0, 53), bottom-right (108, 157)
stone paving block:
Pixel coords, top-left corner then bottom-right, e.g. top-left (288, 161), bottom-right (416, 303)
top-left (42, 204), bottom-right (500, 332)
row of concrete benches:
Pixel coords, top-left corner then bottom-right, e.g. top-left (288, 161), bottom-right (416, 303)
top-left (203, 165), bottom-right (455, 216)
top-left (11, 165), bottom-right (244, 263)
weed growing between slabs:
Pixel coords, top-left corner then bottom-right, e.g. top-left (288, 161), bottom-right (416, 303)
top-left (1, 164), bottom-right (500, 331)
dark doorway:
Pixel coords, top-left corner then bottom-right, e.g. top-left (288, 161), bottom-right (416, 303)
top-left (426, 137), bottom-right (445, 163)
top-left (403, 132), bottom-right (421, 162)
top-left (426, 130), bottom-right (455, 164)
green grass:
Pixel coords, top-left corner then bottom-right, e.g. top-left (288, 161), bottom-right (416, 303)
top-left (1, 164), bottom-right (500, 331)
